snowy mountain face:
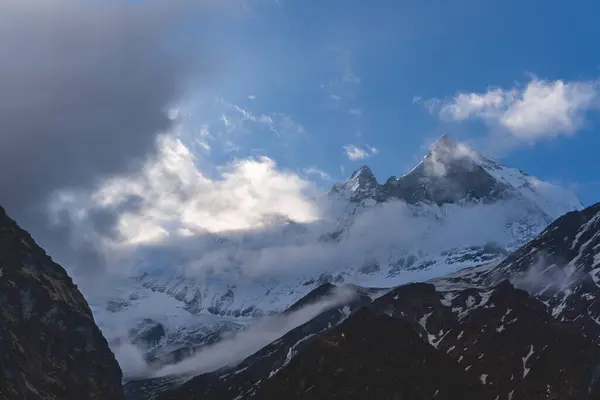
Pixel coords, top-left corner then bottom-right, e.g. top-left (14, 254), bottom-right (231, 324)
top-left (99, 135), bottom-right (582, 381)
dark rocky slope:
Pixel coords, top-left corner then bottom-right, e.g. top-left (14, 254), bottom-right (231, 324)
top-left (254, 307), bottom-right (493, 400)
top-left (158, 279), bottom-right (600, 400)
top-left (491, 203), bottom-right (600, 344)
top-left (252, 280), bottom-right (600, 400)
top-left (0, 206), bottom-right (124, 400)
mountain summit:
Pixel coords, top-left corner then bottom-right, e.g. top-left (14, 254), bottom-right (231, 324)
top-left (331, 165), bottom-right (378, 198)
top-left (333, 134), bottom-right (581, 220)
top-left (429, 132), bottom-right (456, 151)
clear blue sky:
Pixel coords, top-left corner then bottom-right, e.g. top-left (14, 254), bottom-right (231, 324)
top-left (177, 0), bottom-right (600, 205)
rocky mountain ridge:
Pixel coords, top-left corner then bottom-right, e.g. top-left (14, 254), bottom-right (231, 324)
top-left (0, 206), bottom-right (124, 400)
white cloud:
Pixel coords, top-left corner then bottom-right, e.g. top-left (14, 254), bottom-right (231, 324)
top-left (323, 45), bottom-right (361, 108)
top-left (302, 167), bottom-right (332, 181)
top-left (227, 103), bottom-right (275, 131)
top-left (170, 196), bottom-right (532, 280)
top-left (113, 342), bottom-right (150, 380)
top-left (326, 68), bottom-right (361, 102)
top-left (343, 144), bottom-right (378, 161)
top-left (426, 77), bottom-right (599, 140)
top-left (174, 97), bottom-right (306, 163)
top-left (501, 80), bottom-right (597, 137)
top-left (217, 99), bottom-right (305, 138)
top-left (220, 114), bottom-right (233, 127)
top-left (195, 124), bottom-right (212, 151)
top-left (425, 137), bottom-right (479, 177)
top-left (343, 145), bottom-right (369, 160)
top-left (413, 96), bottom-right (442, 114)
top-left (49, 134), bottom-right (322, 272)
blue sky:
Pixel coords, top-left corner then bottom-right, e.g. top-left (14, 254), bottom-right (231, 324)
top-left (172, 0), bottom-right (600, 204)
top-left (158, 0), bottom-right (596, 287)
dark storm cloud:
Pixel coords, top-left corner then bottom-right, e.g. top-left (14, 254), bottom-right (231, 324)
top-left (0, 0), bottom-right (215, 276)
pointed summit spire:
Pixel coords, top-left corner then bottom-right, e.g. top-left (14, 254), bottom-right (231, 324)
top-left (347, 165), bottom-right (377, 189)
top-left (349, 165), bottom-right (375, 180)
top-left (328, 164), bottom-right (379, 199)
top-left (430, 133), bottom-right (457, 152)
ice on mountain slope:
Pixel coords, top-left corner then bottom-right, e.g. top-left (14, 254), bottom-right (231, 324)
top-left (477, 155), bottom-right (582, 220)
top-left (96, 135), bottom-right (583, 371)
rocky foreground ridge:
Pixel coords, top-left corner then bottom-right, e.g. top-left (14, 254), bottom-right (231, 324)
top-left (0, 206), bottom-right (124, 400)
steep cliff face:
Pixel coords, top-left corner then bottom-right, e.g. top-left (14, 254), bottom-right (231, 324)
top-left (0, 206), bottom-right (124, 400)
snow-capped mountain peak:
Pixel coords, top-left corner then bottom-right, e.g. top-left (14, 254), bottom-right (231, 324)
top-left (331, 165), bottom-right (378, 198)
top-left (348, 165), bottom-right (377, 183)
top-left (428, 133), bottom-right (462, 157)
top-left (427, 134), bottom-right (582, 219)
top-left (331, 134), bottom-right (582, 220)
